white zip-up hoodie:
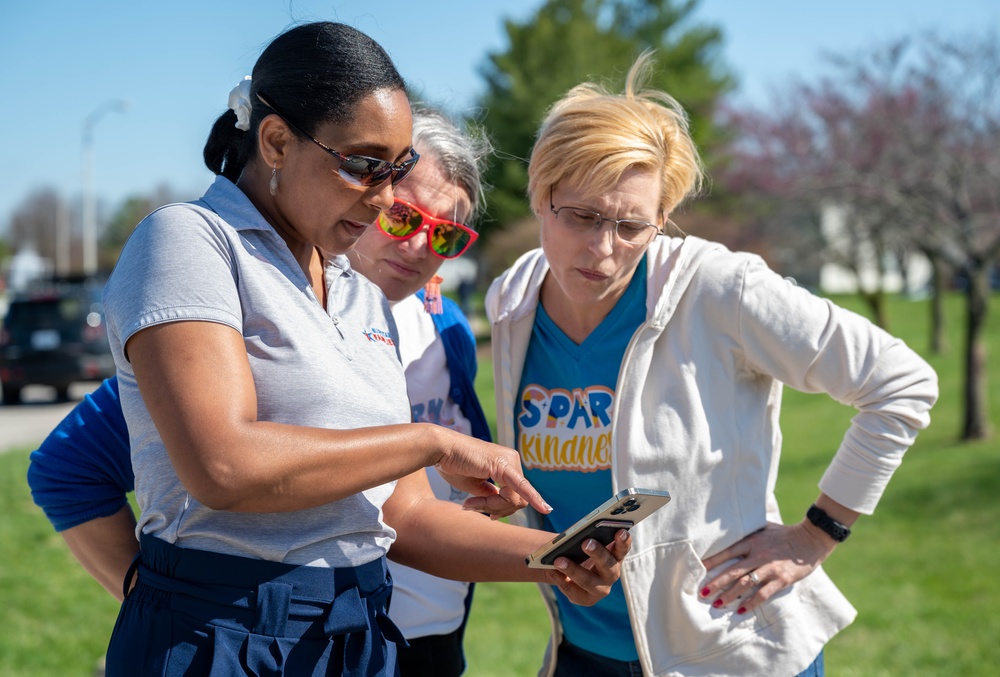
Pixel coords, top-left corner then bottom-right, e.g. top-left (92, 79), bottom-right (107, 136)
top-left (487, 236), bottom-right (938, 677)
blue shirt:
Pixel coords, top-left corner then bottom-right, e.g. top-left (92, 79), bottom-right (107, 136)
top-left (516, 257), bottom-right (648, 661)
top-left (27, 378), bottom-right (131, 531)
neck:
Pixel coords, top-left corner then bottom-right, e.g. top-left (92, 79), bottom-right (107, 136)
top-left (235, 169), bottom-right (323, 305)
top-left (236, 168), bottom-right (313, 270)
top-left (539, 274), bottom-right (620, 345)
top-left (308, 248), bottom-right (327, 308)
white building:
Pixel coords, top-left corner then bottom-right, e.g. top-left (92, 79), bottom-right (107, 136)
top-left (819, 203), bottom-right (932, 296)
top-left (7, 245), bottom-right (52, 292)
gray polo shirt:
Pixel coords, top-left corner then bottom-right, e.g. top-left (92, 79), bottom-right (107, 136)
top-left (104, 176), bottom-right (410, 567)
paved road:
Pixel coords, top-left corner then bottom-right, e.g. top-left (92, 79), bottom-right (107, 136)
top-left (0, 382), bottom-right (101, 454)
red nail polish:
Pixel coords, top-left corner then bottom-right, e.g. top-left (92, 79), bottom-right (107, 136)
top-left (737, 606), bottom-right (746, 615)
top-left (701, 587), bottom-right (711, 597)
top-left (713, 598), bottom-right (724, 608)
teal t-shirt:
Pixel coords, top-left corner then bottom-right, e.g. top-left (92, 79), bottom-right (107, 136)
top-left (515, 256), bottom-right (647, 661)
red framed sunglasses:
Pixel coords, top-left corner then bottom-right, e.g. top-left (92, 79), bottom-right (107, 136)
top-left (377, 198), bottom-right (479, 259)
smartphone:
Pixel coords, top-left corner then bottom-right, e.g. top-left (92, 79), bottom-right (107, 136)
top-left (525, 488), bottom-right (671, 569)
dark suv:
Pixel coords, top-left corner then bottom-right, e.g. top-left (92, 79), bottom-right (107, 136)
top-left (0, 280), bottom-right (115, 404)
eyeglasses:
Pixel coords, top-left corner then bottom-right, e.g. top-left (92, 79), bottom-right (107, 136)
top-left (377, 198), bottom-right (479, 259)
top-left (257, 93), bottom-right (419, 187)
top-left (549, 187), bottom-right (661, 245)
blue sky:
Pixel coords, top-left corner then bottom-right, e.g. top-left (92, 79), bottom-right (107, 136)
top-left (1, 0), bottom-right (998, 235)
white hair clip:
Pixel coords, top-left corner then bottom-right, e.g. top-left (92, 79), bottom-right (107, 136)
top-left (227, 76), bottom-right (253, 131)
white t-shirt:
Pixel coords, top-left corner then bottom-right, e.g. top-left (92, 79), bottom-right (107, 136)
top-left (387, 294), bottom-right (474, 639)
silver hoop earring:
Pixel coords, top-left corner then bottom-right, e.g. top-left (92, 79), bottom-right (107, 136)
top-left (269, 163), bottom-right (278, 197)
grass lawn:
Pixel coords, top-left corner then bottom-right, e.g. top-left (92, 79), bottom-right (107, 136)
top-left (0, 452), bottom-right (122, 676)
top-left (464, 291), bottom-right (1000, 677)
top-left (0, 291), bottom-right (996, 676)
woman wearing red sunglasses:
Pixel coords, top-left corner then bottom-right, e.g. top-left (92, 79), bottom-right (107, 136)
top-left (61, 21), bottom-right (628, 677)
top-left (342, 106), bottom-right (493, 676)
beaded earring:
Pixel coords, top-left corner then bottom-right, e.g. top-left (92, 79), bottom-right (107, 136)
top-left (269, 163), bottom-right (278, 196)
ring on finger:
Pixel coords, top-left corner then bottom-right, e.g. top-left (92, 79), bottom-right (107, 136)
top-left (748, 570), bottom-right (760, 586)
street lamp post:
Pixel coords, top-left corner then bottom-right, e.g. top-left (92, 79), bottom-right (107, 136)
top-left (81, 99), bottom-right (129, 276)
top-left (56, 198), bottom-right (70, 275)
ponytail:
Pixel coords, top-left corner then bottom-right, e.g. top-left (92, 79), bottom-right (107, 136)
top-left (203, 109), bottom-right (248, 181)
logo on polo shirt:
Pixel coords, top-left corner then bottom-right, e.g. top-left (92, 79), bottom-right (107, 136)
top-left (362, 327), bottom-right (396, 346)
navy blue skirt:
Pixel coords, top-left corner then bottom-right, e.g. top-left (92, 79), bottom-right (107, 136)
top-left (105, 532), bottom-right (405, 676)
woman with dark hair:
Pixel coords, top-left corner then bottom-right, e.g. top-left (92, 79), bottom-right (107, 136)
top-left (97, 22), bottom-right (626, 676)
top-left (28, 105), bottom-right (579, 677)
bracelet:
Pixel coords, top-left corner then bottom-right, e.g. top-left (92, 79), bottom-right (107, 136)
top-left (806, 504), bottom-right (851, 543)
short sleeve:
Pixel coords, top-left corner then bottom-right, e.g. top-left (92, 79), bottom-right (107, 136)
top-left (104, 202), bottom-right (243, 357)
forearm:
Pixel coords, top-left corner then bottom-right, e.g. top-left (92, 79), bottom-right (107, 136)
top-left (819, 344), bottom-right (937, 514)
top-left (127, 322), bottom-right (495, 514)
top-left (60, 506), bottom-right (139, 602)
top-left (184, 420), bottom-right (451, 512)
top-left (811, 493), bottom-right (859, 527)
top-left (385, 476), bottom-right (554, 583)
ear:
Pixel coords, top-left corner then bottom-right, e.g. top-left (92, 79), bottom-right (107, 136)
top-left (257, 114), bottom-right (294, 169)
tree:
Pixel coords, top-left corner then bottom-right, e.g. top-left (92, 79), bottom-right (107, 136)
top-left (6, 187), bottom-right (77, 275)
top-left (718, 32), bottom-right (1000, 440)
top-left (100, 184), bottom-right (177, 271)
top-left (884, 33), bottom-right (1000, 440)
top-left (475, 0), bottom-right (732, 232)
top-left (8, 187), bottom-right (59, 262)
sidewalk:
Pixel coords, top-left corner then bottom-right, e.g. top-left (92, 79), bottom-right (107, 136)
top-left (0, 400), bottom-right (76, 454)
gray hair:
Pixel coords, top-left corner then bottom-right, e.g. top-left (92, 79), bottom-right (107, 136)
top-left (411, 105), bottom-right (492, 225)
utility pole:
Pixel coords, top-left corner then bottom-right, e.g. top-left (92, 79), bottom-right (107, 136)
top-left (56, 197), bottom-right (70, 275)
top-left (81, 99), bottom-right (129, 276)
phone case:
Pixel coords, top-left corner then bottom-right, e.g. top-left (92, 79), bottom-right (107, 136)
top-left (525, 488), bottom-right (671, 569)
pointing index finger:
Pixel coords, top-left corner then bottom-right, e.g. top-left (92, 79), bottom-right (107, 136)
top-left (495, 463), bottom-right (552, 514)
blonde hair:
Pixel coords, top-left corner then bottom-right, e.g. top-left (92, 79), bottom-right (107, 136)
top-left (527, 51), bottom-right (705, 222)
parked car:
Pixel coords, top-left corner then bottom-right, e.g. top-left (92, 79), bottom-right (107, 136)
top-left (0, 280), bottom-right (114, 404)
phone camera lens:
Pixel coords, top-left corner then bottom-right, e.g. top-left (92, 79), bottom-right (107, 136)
top-left (623, 498), bottom-right (638, 506)
top-left (611, 507), bottom-right (625, 515)
top-left (626, 504), bottom-right (641, 512)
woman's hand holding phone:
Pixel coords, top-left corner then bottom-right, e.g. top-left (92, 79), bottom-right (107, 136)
top-left (523, 488), bottom-right (671, 605)
top-left (542, 527), bottom-right (632, 607)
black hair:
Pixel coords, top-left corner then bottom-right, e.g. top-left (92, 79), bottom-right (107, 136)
top-left (203, 22), bottom-right (406, 182)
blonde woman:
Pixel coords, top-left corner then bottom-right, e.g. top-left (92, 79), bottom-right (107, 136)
top-left (487, 52), bottom-right (938, 676)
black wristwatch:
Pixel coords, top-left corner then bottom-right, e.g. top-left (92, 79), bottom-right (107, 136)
top-left (806, 504), bottom-right (851, 543)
